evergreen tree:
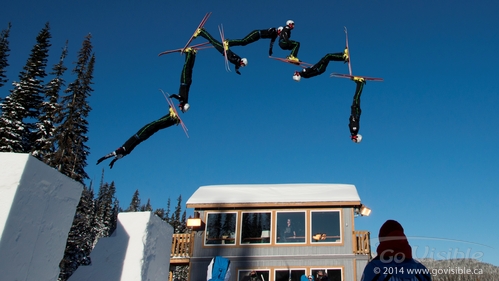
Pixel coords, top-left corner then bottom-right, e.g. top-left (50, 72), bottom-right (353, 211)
top-left (170, 195), bottom-right (186, 233)
top-left (58, 186), bottom-right (95, 281)
top-left (0, 23), bottom-right (51, 152)
top-left (140, 198), bottom-right (153, 211)
top-left (52, 34), bottom-right (94, 183)
top-left (153, 207), bottom-right (166, 220)
top-left (0, 22), bottom-right (12, 88)
top-left (93, 178), bottom-right (117, 247)
top-left (33, 42), bottom-right (68, 162)
top-left (125, 189), bottom-right (141, 212)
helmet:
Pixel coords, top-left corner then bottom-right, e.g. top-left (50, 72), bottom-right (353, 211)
top-left (292, 71), bottom-right (301, 82)
top-left (352, 134), bottom-right (362, 143)
top-left (240, 58), bottom-right (248, 67)
top-left (277, 26), bottom-right (283, 34)
top-left (181, 103), bottom-right (190, 113)
top-left (286, 20), bottom-right (295, 26)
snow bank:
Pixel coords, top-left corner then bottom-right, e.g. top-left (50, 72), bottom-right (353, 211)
top-left (0, 152), bottom-right (83, 281)
top-left (69, 211), bottom-right (173, 281)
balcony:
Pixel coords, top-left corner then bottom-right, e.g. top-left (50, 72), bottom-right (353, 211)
top-left (353, 230), bottom-right (371, 256)
top-left (170, 233), bottom-right (194, 265)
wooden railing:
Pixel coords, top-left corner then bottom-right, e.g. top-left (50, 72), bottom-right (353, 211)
top-left (170, 231), bottom-right (371, 264)
top-left (170, 233), bottom-right (194, 264)
top-left (353, 230), bottom-right (371, 256)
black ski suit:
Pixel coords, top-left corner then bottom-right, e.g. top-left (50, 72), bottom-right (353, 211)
top-left (227, 27), bottom-right (280, 56)
top-left (198, 28), bottom-right (245, 74)
top-left (299, 53), bottom-right (345, 78)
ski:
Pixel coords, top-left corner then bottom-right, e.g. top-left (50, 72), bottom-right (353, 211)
top-left (344, 26), bottom-right (352, 76)
top-left (159, 89), bottom-right (189, 138)
top-left (181, 12), bottom-right (212, 53)
top-left (158, 42), bottom-right (212, 56)
top-left (219, 24), bottom-right (231, 72)
top-left (269, 56), bottom-right (312, 68)
top-left (330, 73), bottom-right (384, 82)
top-left (330, 27), bottom-right (383, 81)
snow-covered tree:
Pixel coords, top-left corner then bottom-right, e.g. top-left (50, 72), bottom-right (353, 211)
top-left (33, 42), bottom-right (68, 162)
top-left (58, 186), bottom-right (95, 281)
top-left (52, 34), bottom-right (94, 183)
top-left (0, 22), bottom-right (11, 88)
top-left (0, 23), bottom-right (51, 152)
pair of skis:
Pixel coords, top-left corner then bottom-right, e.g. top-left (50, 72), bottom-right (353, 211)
top-left (330, 27), bottom-right (383, 82)
top-left (158, 12), bottom-right (213, 56)
top-left (160, 89), bottom-right (189, 138)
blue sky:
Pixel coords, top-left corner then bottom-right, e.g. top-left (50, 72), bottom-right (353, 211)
top-left (2, 0), bottom-right (499, 267)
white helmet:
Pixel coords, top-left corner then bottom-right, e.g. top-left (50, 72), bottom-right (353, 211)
top-left (277, 26), bottom-right (283, 34)
top-left (293, 71), bottom-right (301, 82)
top-left (240, 58), bottom-right (248, 67)
top-left (353, 134), bottom-right (362, 143)
top-left (181, 103), bottom-right (190, 113)
top-left (286, 20), bottom-right (295, 26)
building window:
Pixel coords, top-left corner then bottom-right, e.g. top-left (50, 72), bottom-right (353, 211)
top-left (240, 212), bottom-right (271, 244)
top-left (205, 212), bottom-right (237, 245)
top-left (275, 269), bottom-right (306, 281)
top-left (238, 270), bottom-right (270, 281)
top-left (276, 212), bottom-right (306, 243)
top-left (310, 211), bottom-right (341, 243)
top-left (311, 269), bottom-right (342, 281)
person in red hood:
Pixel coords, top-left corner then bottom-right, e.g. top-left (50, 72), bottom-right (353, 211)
top-left (360, 220), bottom-right (432, 281)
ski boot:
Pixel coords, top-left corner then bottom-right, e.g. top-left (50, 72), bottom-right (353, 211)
top-left (343, 47), bottom-right (349, 63)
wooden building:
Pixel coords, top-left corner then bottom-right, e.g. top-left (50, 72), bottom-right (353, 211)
top-left (183, 183), bottom-right (371, 281)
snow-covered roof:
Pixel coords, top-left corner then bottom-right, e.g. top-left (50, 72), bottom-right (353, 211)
top-left (186, 183), bottom-right (362, 209)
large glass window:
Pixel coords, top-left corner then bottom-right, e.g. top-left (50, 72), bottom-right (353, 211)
top-left (238, 270), bottom-right (270, 281)
top-left (311, 269), bottom-right (342, 281)
top-left (275, 269), bottom-right (306, 281)
top-left (240, 212), bottom-right (271, 244)
top-left (276, 212), bottom-right (306, 243)
top-left (310, 211), bottom-right (341, 243)
top-left (205, 212), bottom-right (237, 245)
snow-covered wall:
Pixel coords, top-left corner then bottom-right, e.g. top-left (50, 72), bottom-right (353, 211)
top-left (69, 211), bottom-right (174, 281)
top-left (0, 152), bottom-right (83, 281)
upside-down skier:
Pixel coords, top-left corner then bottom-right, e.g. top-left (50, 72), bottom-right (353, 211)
top-left (349, 76), bottom-right (366, 143)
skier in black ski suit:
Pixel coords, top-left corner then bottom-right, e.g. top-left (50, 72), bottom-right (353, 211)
top-left (349, 77), bottom-right (366, 143)
top-left (225, 26), bottom-right (282, 56)
top-left (193, 28), bottom-right (248, 74)
top-left (279, 20), bottom-right (300, 62)
top-left (292, 51), bottom-right (348, 81)
top-left (169, 48), bottom-right (197, 113)
top-left (96, 107), bottom-right (180, 168)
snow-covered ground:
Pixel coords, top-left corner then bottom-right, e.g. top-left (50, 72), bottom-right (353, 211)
top-left (0, 153), bottom-right (83, 281)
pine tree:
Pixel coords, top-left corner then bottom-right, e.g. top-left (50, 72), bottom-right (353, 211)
top-left (0, 23), bottom-right (51, 152)
top-left (0, 22), bottom-right (12, 88)
top-left (33, 42), bottom-right (68, 162)
top-left (141, 198), bottom-right (153, 211)
top-left (58, 186), bottom-right (95, 281)
top-left (92, 177), bottom-right (117, 247)
top-left (170, 195), bottom-right (186, 233)
top-left (125, 189), bottom-right (141, 212)
top-left (52, 34), bottom-right (94, 183)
